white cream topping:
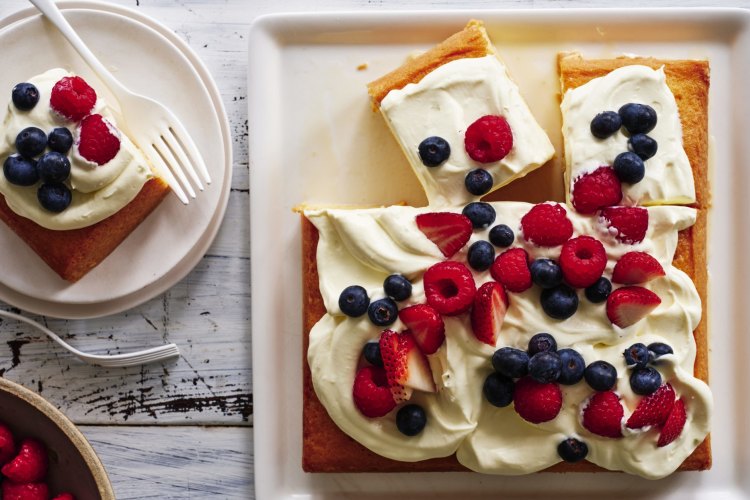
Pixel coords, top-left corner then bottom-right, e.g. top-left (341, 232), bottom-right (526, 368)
top-left (0, 68), bottom-right (152, 230)
top-left (380, 56), bottom-right (555, 208)
top-left (561, 65), bottom-right (695, 206)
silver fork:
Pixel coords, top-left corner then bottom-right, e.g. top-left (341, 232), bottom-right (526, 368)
top-left (29, 0), bottom-right (211, 204)
top-left (0, 310), bottom-right (180, 368)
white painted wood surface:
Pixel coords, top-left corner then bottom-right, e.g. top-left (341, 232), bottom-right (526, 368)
top-left (0, 0), bottom-right (747, 497)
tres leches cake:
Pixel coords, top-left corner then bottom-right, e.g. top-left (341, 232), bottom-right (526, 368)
top-left (0, 68), bottom-right (170, 282)
top-left (302, 21), bottom-right (711, 479)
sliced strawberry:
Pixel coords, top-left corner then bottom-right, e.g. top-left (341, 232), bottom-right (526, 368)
top-left (559, 236), bottom-right (607, 288)
top-left (0, 423), bottom-right (15, 465)
top-left (582, 391), bottom-right (624, 438)
top-left (571, 166), bottom-right (622, 214)
top-left (612, 252), bottom-right (666, 285)
top-left (601, 206), bottom-right (649, 244)
top-left (1, 438), bottom-right (47, 483)
top-left (470, 281), bottom-right (509, 346)
top-left (1, 481), bottom-right (48, 500)
top-left (626, 383), bottom-right (676, 429)
top-left (490, 248), bottom-right (532, 293)
top-left (399, 304), bottom-right (445, 355)
top-left (423, 261), bottom-right (476, 315)
top-left (520, 203), bottom-right (573, 247)
top-left (415, 212), bottom-right (473, 258)
top-left (658, 398), bottom-right (687, 447)
top-left (513, 376), bottom-right (562, 424)
top-left (606, 286), bottom-right (661, 328)
top-left (352, 366), bottom-right (397, 418)
top-left (379, 330), bottom-right (436, 397)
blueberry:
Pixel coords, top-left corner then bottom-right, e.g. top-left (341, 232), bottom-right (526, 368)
top-left (630, 367), bottom-right (662, 395)
top-left (483, 372), bottom-right (514, 407)
top-left (383, 274), bottom-right (412, 301)
top-left (37, 152), bottom-right (70, 183)
top-left (528, 351), bottom-right (562, 383)
top-left (363, 341), bottom-right (383, 368)
top-left (540, 284), bottom-right (579, 320)
top-left (557, 348), bottom-right (585, 385)
top-left (530, 259), bottom-right (563, 289)
top-left (623, 343), bottom-right (649, 369)
top-left (37, 182), bottom-right (72, 213)
top-left (585, 277), bottom-right (611, 303)
top-left (527, 333), bottom-right (557, 355)
top-left (584, 360), bottom-right (618, 391)
top-left (618, 103), bottom-right (657, 134)
top-left (3, 155), bottom-right (39, 186)
top-left (557, 437), bottom-right (589, 462)
top-left (462, 202), bottom-right (496, 229)
top-left (628, 134), bottom-right (658, 160)
top-left (613, 151), bottom-right (645, 184)
top-left (11, 82), bottom-right (39, 111)
top-left (418, 136), bottom-right (450, 167)
top-left (489, 224), bottom-right (514, 247)
top-left (648, 342), bottom-right (674, 362)
top-left (492, 347), bottom-right (529, 378)
top-left (465, 169), bottom-right (493, 196)
top-left (590, 111), bottom-right (622, 139)
top-left (15, 127), bottom-right (47, 159)
top-left (338, 285), bottom-right (370, 317)
top-left (367, 298), bottom-right (398, 326)
top-left (467, 241), bottom-right (495, 271)
top-left (396, 404), bottom-right (427, 436)
top-left (47, 127), bottom-right (74, 154)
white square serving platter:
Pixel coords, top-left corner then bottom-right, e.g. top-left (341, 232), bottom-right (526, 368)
top-left (249, 8), bottom-right (750, 499)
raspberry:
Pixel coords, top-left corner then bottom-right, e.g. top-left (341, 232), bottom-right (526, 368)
top-left (600, 206), bottom-right (649, 244)
top-left (464, 115), bottom-right (513, 163)
top-left (513, 376), bottom-right (562, 424)
top-left (78, 114), bottom-right (121, 165)
top-left (520, 203), bottom-right (573, 247)
top-left (582, 391), bottom-right (624, 438)
top-left (658, 398), bottom-right (687, 447)
top-left (50, 76), bottom-right (96, 121)
top-left (559, 236), bottom-right (607, 288)
top-left (490, 248), bottom-right (532, 293)
top-left (1, 481), bottom-right (48, 500)
top-left (352, 366), bottom-right (397, 418)
top-left (423, 261), bottom-right (476, 316)
top-left (1, 438), bottom-right (48, 483)
top-left (626, 383), bottom-right (676, 429)
top-left (0, 423), bottom-right (15, 464)
top-left (571, 166), bottom-right (622, 214)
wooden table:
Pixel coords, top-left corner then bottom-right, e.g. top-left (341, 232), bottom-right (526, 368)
top-left (0, 0), bottom-right (747, 498)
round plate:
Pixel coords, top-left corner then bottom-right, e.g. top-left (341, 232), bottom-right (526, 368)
top-left (0, 1), bottom-right (232, 318)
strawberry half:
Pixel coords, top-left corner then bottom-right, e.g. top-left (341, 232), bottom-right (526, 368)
top-left (582, 391), bottom-right (624, 438)
top-left (470, 281), bottom-right (509, 346)
top-left (612, 252), bottom-right (666, 285)
top-left (415, 212), bottom-right (473, 258)
top-left (352, 366), bottom-right (397, 418)
top-left (601, 206), bottom-right (649, 244)
top-left (658, 398), bottom-right (687, 447)
top-left (606, 286), bottom-right (661, 328)
top-left (513, 376), bottom-right (562, 424)
top-left (399, 304), bottom-right (445, 355)
top-left (379, 330), bottom-right (436, 399)
top-left (626, 383), bottom-right (676, 429)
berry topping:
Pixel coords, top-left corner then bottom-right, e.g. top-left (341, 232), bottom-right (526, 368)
top-left (584, 360), bottom-right (617, 391)
top-left (3, 155), bottom-right (39, 186)
top-left (367, 298), bottom-right (398, 326)
top-left (626, 383), bottom-right (676, 429)
top-left (558, 437), bottom-right (589, 463)
top-left (418, 136), bottom-right (450, 167)
top-left (37, 182), bottom-right (72, 213)
top-left (15, 127), bottom-right (47, 159)
top-left (492, 347), bottom-right (529, 379)
top-left (540, 285), bottom-right (579, 320)
top-left (628, 133), bottom-right (658, 160)
top-left (606, 286), bottom-right (661, 328)
top-left (11, 82), bottom-right (39, 111)
top-left (590, 111), bottom-right (622, 139)
top-left (490, 247), bottom-right (532, 293)
top-left (571, 166), bottom-right (622, 214)
top-left (467, 240), bottom-right (495, 271)
top-left (0, 423), bottom-right (16, 464)
top-left (648, 342), bottom-right (674, 361)
top-left (363, 341), bottom-right (383, 367)
top-left (630, 367), bottom-right (662, 395)
top-left (557, 348), bottom-right (585, 385)
top-left (528, 351), bottom-right (562, 383)
top-left (78, 114), bottom-right (121, 165)
top-left (47, 127), bottom-right (74, 154)
top-left (50, 75), bottom-right (96, 121)
top-left (612, 252), bottom-right (665, 285)
top-left (470, 281), bottom-right (509, 346)
top-left (483, 372), bottom-right (515, 407)
top-left (530, 258), bottom-right (563, 289)
top-left (383, 274), bottom-right (412, 301)
top-left (623, 343), bottom-right (650, 369)
top-left (464, 115), bottom-right (513, 163)
top-left (415, 212), bottom-right (473, 258)
top-left (527, 333), bottom-right (557, 355)
top-left (513, 376), bottom-right (562, 424)
top-left (489, 224), bottom-right (514, 247)
top-left (600, 206), bottom-right (649, 244)
top-left (585, 277), bottom-right (612, 303)
top-left (37, 152), bottom-right (70, 183)
top-left (52, 494), bottom-right (76, 500)
top-left (338, 285), bottom-right (369, 317)
top-left (582, 391), bottom-right (624, 438)
top-left (399, 304), bottom-right (445, 355)
top-left (462, 202), bottom-right (496, 229)
top-left (618, 103), bottom-right (657, 135)
top-left (379, 329), bottom-right (436, 395)
top-left (559, 236), bottom-right (607, 289)
top-left (423, 261), bottom-right (476, 315)
top-left (657, 399), bottom-right (687, 447)
top-left (613, 151), bottom-right (645, 184)
top-left (520, 203), bottom-right (573, 247)
top-left (1, 438), bottom-right (47, 482)
top-left (2, 481), bottom-right (49, 500)
top-left (465, 168), bottom-right (493, 195)
top-left (396, 404), bottom-right (427, 436)
top-left (352, 366), bottom-right (397, 418)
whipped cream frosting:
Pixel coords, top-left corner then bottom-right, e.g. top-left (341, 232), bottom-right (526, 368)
top-left (561, 65), bottom-right (695, 206)
top-left (0, 68), bottom-right (152, 230)
top-left (380, 56), bottom-right (555, 208)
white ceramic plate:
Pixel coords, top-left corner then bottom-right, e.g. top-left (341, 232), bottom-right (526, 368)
top-left (249, 8), bottom-right (750, 500)
top-left (0, 1), bottom-right (231, 318)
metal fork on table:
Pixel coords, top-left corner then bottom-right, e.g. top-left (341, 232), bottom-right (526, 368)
top-left (29, 0), bottom-right (211, 204)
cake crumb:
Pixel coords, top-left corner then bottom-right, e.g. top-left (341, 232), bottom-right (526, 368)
top-left (356, 63), bottom-right (368, 71)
